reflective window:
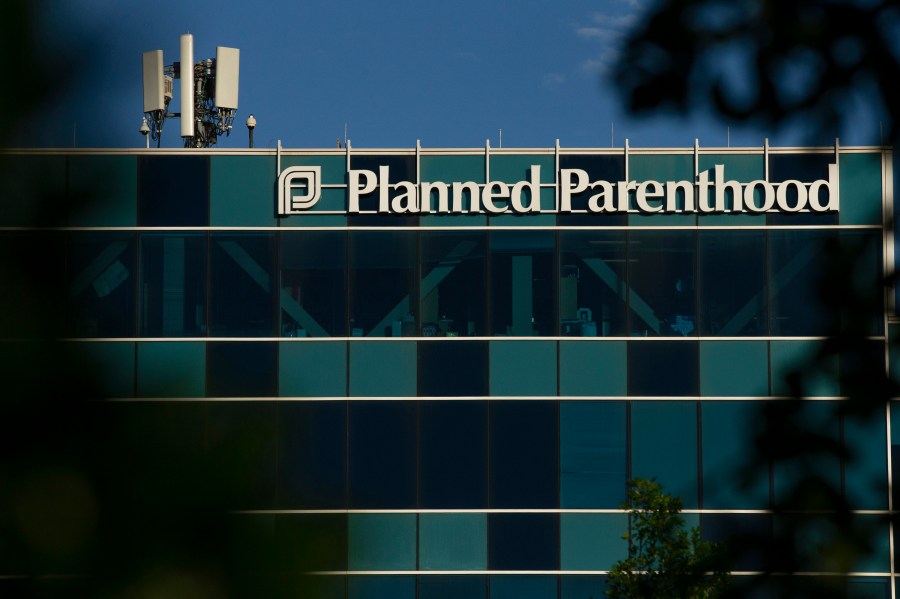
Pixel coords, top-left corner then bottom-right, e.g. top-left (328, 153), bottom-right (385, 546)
top-left (420, 231), bottom-right (486, 336)
top-left (700, 513), bottom-right (771, 571)
top-left (490, 576), bottom-right (558, 599)
top-left (348, 401), bottom-right (416, 508)
top-left (138, 155), bottom-right (209, 226)
top-left (209, 233), bottom-right (276, 336)
top-left (206, 341), bottom-right (276, 397)
top-left (768, 230), bottom-right (835, 336)
top-left (558, 153), bottom-right (626, 226)
top-left (348, 513), bottom-right (416, 570)
top-left (560, 513), bottom-right (628, 570)
top-left (628, 341), bottom-right (698, 397)
top-left (419, 401), bottom-right (488, 508)
top-left (278, 402), bottom-right (347, 508)
top-left (67, 232), bottom-right (136, 337)
top-left (560, 230), bottom-right (627, 336)
top-left (488, 514), bottom-right (559, 570)
top-left (418, 341), bottom-right (487, 397)
top-left (702, 401), bottom-right (769, 509)
top-left (699, 230), bottom-right (766, 336)
top-left (419, 514), bottom-right (487, 570)
top-left (276, 514), bottom-right (347, 572)
top-left (490, 230), bottom-right (556, 336)
top-left (631, 400), bottom-right (699, 508)
top-left (419, 576), bottom-right (486, 599)
top-left (560, 401), bottom-right (627, 508)
top-left (349, 232), bottom-right (417, 337)
top-left (348, 576), bottom-right (415, 599)
top-left (628, 231), bottom-right (697, 336)
top-left (0, 233), bottom-right (65, 337)
top-left (139, 233), bottom-right (207, 337)
top-left (489, 341), bottom-right (557, 396)
top-left (348, 155), bottom-right (417, 227)
top-left (490, 401), bottom-right (558, 508)
top-left (767, 153), bottom-right (839, 226)
top-left (280, 231), bottom-right (346, 337)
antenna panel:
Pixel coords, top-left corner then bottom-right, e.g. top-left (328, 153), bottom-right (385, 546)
top-left (142, 50), bottom-right (165, 112)
top-left (180, 34), bottom-right (195, 138)
top-left (214, 47), bottom-right (240, 109)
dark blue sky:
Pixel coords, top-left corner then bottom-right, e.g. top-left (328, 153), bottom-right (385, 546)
top-left (31, 0), bottom-right (879, 150)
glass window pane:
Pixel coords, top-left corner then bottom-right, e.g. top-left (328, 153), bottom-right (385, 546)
top-left (490, 230), bottom-right (556, 336)
top-left (490, 401), bottom-right (558, 508)
top-left (139, 233), bottom-right (207, 337)
top-left (631, 400), bottom-right (699, 507)
top-left (699, 230), bottom-right (766, 336)
top-left (419, 513), bottom-right (487, 570)
top-left (560, 230), bottom-right (627, 336)
top-left (419, 576), bottom-right (486, 599)
top-left (628, 231), bottom-right (697, 336)
top-left (771, 401), bottom-right (841, 507)
top-left (560, 513), bottom-right (628, 570)
top-left (207, 341), bottom-right (276, 397)
top-left (210, 155), bottom-right (277, 227)
top-left (419, 401), bottom-right (488, 508)
top-left (0, 155), bottom-right (66, 226)
top-left (68, 155), bottom-right (137, 227)
top-left (488, 514), bottom-right (559, 570)
top-left (67, 232), bottom-right (136, 337)
top-left (839, 153), bottom-right (883, 225)
top-left (767, 153), bottom-right (838, 226)
top-left (137, 340), bottom-right (205, 397)
top-left (558, 153), bottom-right (626, 226)
top-left (559, 340), bottom-right (627, 396)
top-left (138, 155), bottom-right (209, 226)
top-left (348, 154), bottom-right (418, 227)
top-left (348, 576), bottom-right (415, 599)
top-left (280, 231), bottom-right (346, 337)
top-left (348, 513), bottom-right (416, 570)
top-left (420, 231), bottom-right (486, 336)
top-left (210, 233), bottom-right (276, 336)
top-left (702, 401), bottom-right (769, 509)
top-left (81, 341), bottom-right (134, 398)
top-left (628, 341), bottom-right (699, 397)
top-left (348, 401), bottom-right (416, 508)
top-left (349, 341), bottom-right (416, 397)
top-left (418, 341), bottom-right (487, 397)
top-left (350, 231), bottom-right (417, 337)
top-left (0, 233), bottom-right (65, 337)
top-left (837, 231), bottom-right (884, 336)
top-left (700, 341), bottom-right (769, 396)
top-left (489, 575), bottom-right (558, 599)
top-left (560, 401), bottom-right (626, 508)
top-left (769, 230), bottom-right (836, 336)
top-left (770, 340), bottom-right (839, 397)
top-left (419, 154), bottom-right (486, 227)
top-left (275, 514), bottom-right (347, 573)
top-left (628, 154), bottom-right (695, 227)
top-left (489, 341), bottom-right (557, 396)
top-left (279, 341), bottom-right (347, 397)
top-left (700, 513), bottom-right (771, 571)
top-left (844, 409), bottom-right (888, 510)
top-left (697, 153), bottom-right (765, 226)
top-left (561, 575), bottom-right (608, 599)
top-left (278, 402), bottom-right (346, 508)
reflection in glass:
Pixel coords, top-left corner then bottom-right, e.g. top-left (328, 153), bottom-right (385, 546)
top-left (628, 231), bottom-right (697, 336)
top-left (350, 231), bottom-right (416, 337)
top-left (491, 231), bottom-right (555, 336)
top-left (420, 231), bottom-right (486, 336)
top-left (280, 231), bottom-right (346, 337)
top-left (209, 233), bottom-right (276, 336)
top-left (699, 230), bottom-right (766, 336)
top-left (67, 232), bottom-right (135, 337)
top-left (768, 230), bottom-right (834, 336)
top-left (559, 230), bottom-right (627, 336)
top-left (139, 233), bottom-right (207, 336)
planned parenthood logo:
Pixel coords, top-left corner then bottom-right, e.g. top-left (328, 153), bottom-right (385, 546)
top-left (278, 166), bottom-right (321, 215)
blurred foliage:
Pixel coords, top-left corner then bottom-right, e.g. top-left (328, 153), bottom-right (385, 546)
top-left (615, 0), bottom-right (900, 143)
top-left (607, 479), bottom-right (728, 598)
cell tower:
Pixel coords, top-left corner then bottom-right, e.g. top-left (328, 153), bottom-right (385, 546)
top-left (141, 34), bottom-right (240, 148)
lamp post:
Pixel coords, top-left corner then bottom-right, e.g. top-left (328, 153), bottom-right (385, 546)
top-left (246, 114), bottom-right (256, 148)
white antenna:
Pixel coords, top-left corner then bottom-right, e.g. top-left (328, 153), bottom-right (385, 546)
top-left (499, 128), bottom-right (502, 148)
top-left (180, 34), bottom-right (195, 139)
top-left (611, 123), bottom-right (614, 148)
top-left (727, 126), bottom-right (730, 147)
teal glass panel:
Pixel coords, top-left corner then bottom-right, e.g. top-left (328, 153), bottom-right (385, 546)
top-left (840, 153), bottom-right (882, 225)
top-left (349, 341), bottom-right (416, 396)
top-left (701, 401), bottom-right (769, 509)
top-left (137, 341), bottom-right (205, 397)
top-left (844, 410), bottom-right (888, 510)
top-left (697, 153), bottom-right (765, 225)
top-left (349, 576), bottom-right (415, 599)
top-left (560, 401), bottom-right (626, 508)
top-left (770, 340), bottom-right (839, 397)
top-left (890, 324), bottom-right (900, 384)
top-left (489, 154), bottom-right (555, 184)
top-left (348, 514), bottom-right (416, 570)
top-left (68, 155), bottom-right (137, 226)
top-left (210, 155), bottom-right (277, 226)
top-left (561, 513), bottom-right (628, 570)
top-left (280, 189), bottom-right (348, 227)
top-left (490, 188), bottom-right (556, 226)
top-left (489, 340), bottom-right (557, 396)
top-left (847, 578), bottom-right (890, 598)
top-left (631, 401), bottom-right (699, 507)
top-left (419, 513), bottom-right (487, 570)
top-left (82, 341), bottom-right (134, 398)
top-left (490, 575), bottom-right (558, 599)
top-left (420, 154), bottom-right (487, 227)
top-left (559, 341), bottom-right (627, 396)
top-left (0, 154), bottom-right (66, 226)
top-left (772, 401), bottom-right (841, 505)
top-left (628, 154), bottom-right (696, 226)
top-left (281, 155), bottom-right (346, 185)
top-left (561, 575), bottom-right (607, 598)
top-left (700, 341), bottom-right (768, 396)
top-left (279, 341), bottom-right (347, 397)
top-left (419, 576), bottom-right (486, 599)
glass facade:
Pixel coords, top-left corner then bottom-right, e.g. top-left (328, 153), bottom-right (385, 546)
top-left (0, 145), bottom-right (893, 597)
